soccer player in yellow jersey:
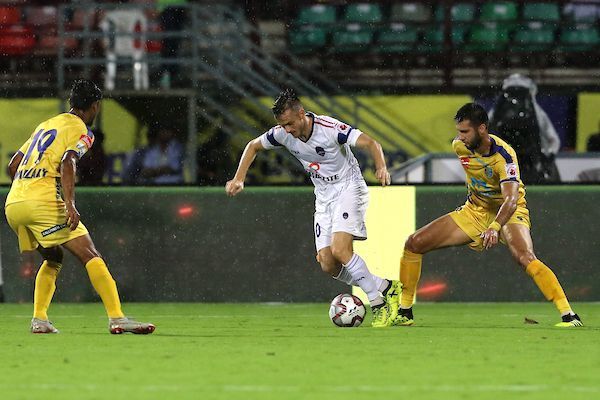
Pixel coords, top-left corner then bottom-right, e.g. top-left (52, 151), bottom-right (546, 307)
top-left (4, 79), bottom-right (155, 334)
top-left (392, 103), bottom-right (582, 328)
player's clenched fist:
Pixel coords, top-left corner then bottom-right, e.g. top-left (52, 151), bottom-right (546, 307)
top-left (375, 167), bottom-right (391, 187)
top-left (225, 179), bottom-right (244, 197)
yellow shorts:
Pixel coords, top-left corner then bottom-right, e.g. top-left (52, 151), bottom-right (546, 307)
top-left (5, 201), bottom-right (89, 252)
top-left (449, 202), bottom-right (530, 251)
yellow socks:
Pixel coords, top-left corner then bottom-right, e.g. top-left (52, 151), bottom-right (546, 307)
top-left (85, 257), bottom-right (125, 319)
top-left (400, 249), bottom-right (423, 309)
top-left (33, 260), bottom-right (62, 320)
top-left (526, 260), bottom-right (571, 314)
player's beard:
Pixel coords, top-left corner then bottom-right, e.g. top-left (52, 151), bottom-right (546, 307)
top-left (466, 134), bottom-right (482, 151)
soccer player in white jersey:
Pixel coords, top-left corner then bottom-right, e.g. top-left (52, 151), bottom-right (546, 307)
top-left (226, 89), bottom-right (400, 327)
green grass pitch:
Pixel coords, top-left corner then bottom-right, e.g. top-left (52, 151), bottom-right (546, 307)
top-left (0, 302), bottom-right (598, 400)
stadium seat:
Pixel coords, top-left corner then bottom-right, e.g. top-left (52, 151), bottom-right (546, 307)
top-left (343, 3), bottom-right (383, 24)
top-left (35, 30), bottom-right (78, 56)
top-left (296, 4), bottom-right (336, 25)
top-left (376, 23), bottom-right (418, 53)
top-left (420, 26), bottom-right (467, 52)
top-left (479, 2), bottom-right (518, 22)
top-left (523, 3), bottom-right (560, 22)
top-left (289, 25), bottom-right (327, 53)
top-left (559, 25), bottom-right (600, 51)
top-left (563, 3), bottom-right (599, 23)
top-left (435, 3), bottom-right (475, 22)
top-left (0, 6), bottom-right (21, 25)
top-left (25, 6), bottom-right (57, 27)
top-left (390, 3), bottom-right (431, 23)
top-left (70, 9), bottom-right (98, 30)
top-left (331, 23), bottom-right (374, 53)
top-left (0, 24), bottom-right (36, 56)
top-left (466, 23), bottom-right (510, 51)
top-left (513, 23), bottom-right (555, 51)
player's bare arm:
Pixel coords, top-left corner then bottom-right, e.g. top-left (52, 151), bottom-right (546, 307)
top-left (7, 151), bottom-right (24, 181)
top-left (61, 150), bottom-right (81, 231)
top-left (225, 137), bottom-right (265, 197)
top-left (354, 133), bottom-right (391, 186)
top-left (481, 181), bottom-right (519, 249)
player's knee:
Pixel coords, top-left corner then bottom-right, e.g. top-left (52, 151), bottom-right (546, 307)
top-left (405, 234), bottom-right (424, 254)
top-left (516, 251), bottom-right (536, 268)
top-left (79, 249), bottom-right (102, 265)
top-left (38, 246), bottom-right (64, 264)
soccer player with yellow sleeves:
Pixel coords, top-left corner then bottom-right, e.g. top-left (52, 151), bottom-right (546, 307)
top-left (392, 103), bottom-right (582, 328)
top-left (4, 79), bottom-right (155, 334)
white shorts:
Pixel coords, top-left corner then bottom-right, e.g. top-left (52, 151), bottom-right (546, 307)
top-left (314, 180), bottom-right (369, 252)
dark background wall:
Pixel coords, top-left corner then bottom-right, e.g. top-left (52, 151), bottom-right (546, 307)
top-left (0, 187), bottom-right (343, 303)
top-left (1, 186), bottom-right (598, 303)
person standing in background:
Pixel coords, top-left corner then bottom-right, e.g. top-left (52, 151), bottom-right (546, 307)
top-left (489, 74), bottom-right (561, 183)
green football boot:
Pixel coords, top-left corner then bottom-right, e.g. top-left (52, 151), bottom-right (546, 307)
top-left (391, 307), bottom-right (415, 326)
top-left (555, 313), bottom-right (583, 328)
top-left (382, 280), bottom-right (401, 323)
top-left (371, 303), bottom-right (391, 328)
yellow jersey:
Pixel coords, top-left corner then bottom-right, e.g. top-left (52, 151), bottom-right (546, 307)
top-left (5, 113), bottom-right (94, 205)
top-left (452, 134), bottom-right (526, 210)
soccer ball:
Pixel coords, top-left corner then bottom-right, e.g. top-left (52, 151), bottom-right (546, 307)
top-left (329, 293), bottom-right (366, 327)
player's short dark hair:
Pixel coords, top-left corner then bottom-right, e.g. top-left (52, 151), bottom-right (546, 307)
top-left (272, 88), bottom-right (302, 117)
top-left (454, 103), bottom-right (488, 127)
top-left (69, 79), bottom-right (103, 110)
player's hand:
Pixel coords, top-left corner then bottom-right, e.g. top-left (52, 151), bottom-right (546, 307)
top-left (225, 179), bottom-right (244, 197)
top-left (65, 201), bottom-right (80, 231)
top-left (375, 167), bottom-right (391, 186)
top-left (481, 228), bottom-right (499, 250)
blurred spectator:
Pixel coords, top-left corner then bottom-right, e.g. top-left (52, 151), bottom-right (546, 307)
top-left (139, 125), bottom-right (184, 184)
top-left (489, 74), bottom-right (561, 184)
top-left (158, 0), bottom-right (187, 87)
top-left (586, 121), bottom-right (600, 152)
top-left (122, 144), bottom-right (149, 185)
top-left (78, 128), bottom-right (107, 185)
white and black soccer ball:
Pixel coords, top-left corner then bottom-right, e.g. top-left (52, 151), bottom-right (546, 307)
top-left (329, 293), bottom-right (366, 327)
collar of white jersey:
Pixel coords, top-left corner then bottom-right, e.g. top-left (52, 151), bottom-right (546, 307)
top-left (302, 111), bottom-right (316, 143)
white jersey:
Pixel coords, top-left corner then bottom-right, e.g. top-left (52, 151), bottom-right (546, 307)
top-left (259, 112), bottom-right (365, 204)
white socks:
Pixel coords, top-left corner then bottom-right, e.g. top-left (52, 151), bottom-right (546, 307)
top-left (343, 254), bottom-right (385, 305)
top-left (333, 266), bottom-right (355, 285)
